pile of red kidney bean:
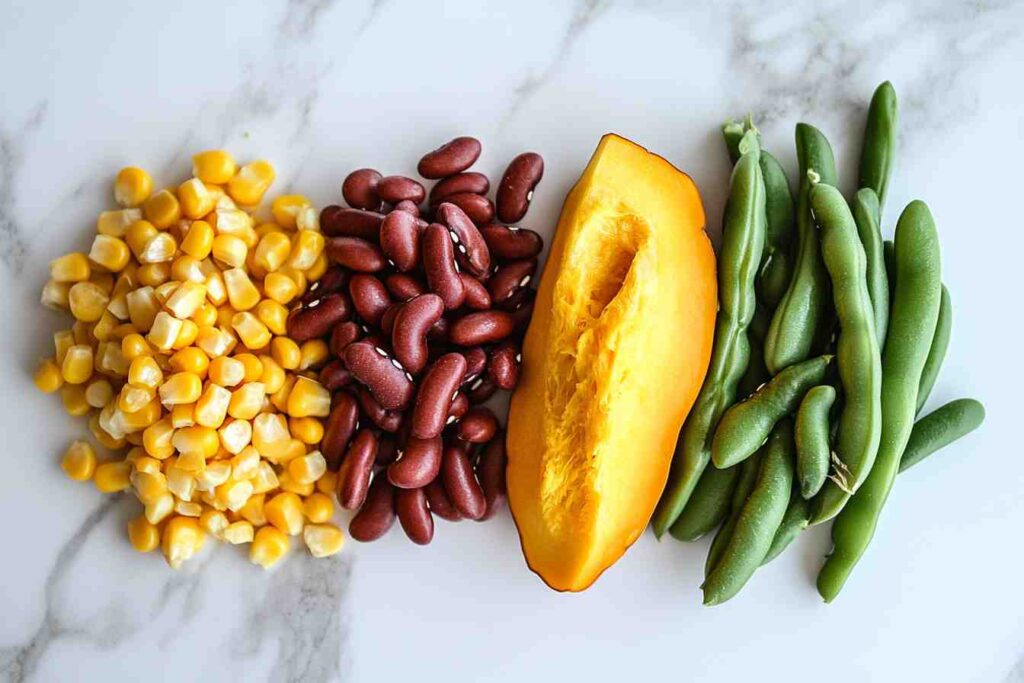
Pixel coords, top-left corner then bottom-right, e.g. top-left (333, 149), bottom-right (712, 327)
top-left (285, 136), bottom-right (545, 545)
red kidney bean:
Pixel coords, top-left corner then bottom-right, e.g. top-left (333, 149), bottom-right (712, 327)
top-left (479, 224), bottom-right (543, 261)
top-left (424, 478), bottom-right (461, 521)
top-left (417, 136), bottom-right (481, 179)
top-left (387, 435), bottom-right (442, 489)
top-left (380, 303), bottom-right (402, 336)
top-left (393, 199), bottom-right (421, 217)
top-left (446, 392), bottom-right (469, 422)
top-left (459, 274), bottom-right (491, 310)
top-left (449, 311), bottom-right (515, 346)
top-left (476, 435), bottom-right (507, 521)
top-left (487, 342), bottom-right (520, 390)
top-left (343, 341), bottom-right (414, 410)
top-left (322, 391), bottom-right (359, 468)
top-left (321, 207), bottom-right (384, 240)
top-left (326, 236), bottom-right (387, 273)
top-left (337, 429), bottom-right (378, 509)
top-left (305, 265), bottom-right (348, 302)
top-left (391, 293), bottom-right (444, 374)
top-left (348, 274), bottom-right (391, 327)
top-left (509, 290), bottom-right (536, 332)
top-left (441, 443), bottom-right (486, 520)
top-left (349, 474), bottom-right (397, 542)
top-left (396, 488), bottom-right (434, 545)
top-left (444, 192), bottom-right (495, 225)
top-left (460, 346), bottom-right (488, 383)
top-left (496, 152), bottom-right (544, 223)
top-left (329, 321), bottom-right (362, 356)
top-left (377, 175), bottom-right (426, 205)
top-left (378, 209), bottom-right (422, 272)
top-left (376, 435), bottom-right (399, 465)
top-left (356, 386), bottom-right (404, 432)
top-left (436, 202), bottom-right (490, 278)
top-left (319, 359), bottom-right (353, 391)
top-left (411, 353), bottom-right (466, 439)
top-left (385, 273), bottom-right (426, 301)
top-left (488, 258), bottom-right (537, 303)
top-left (429, 172), bottom-right (490, 206)
top-left (422, 223), bottom-right (465, 310)
top-left (466, 376), bottom-right (498, 404)
top-left (457, 406), bottom-right (498, 443)
top-left (287, 293), bottom-right (351, 342)
top-left (342, 168), bottom-right (383, 211)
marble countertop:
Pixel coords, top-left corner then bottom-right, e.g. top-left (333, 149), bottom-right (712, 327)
top-left (2, 0), bottom-right (1022, 681)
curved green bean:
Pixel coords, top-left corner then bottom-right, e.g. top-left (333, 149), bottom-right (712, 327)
top-left (858, 81), bottom-right (898, 210)
top-left (712, 354), bottom-right (832, 469)
top-left (669, 463), bottom-right (739, 542)
top-left (916, 285), bottom-right (951, 413)
top-left (899, 398), bottom-right (984, 472)
top-left (807, 182), bottom-right (883, 525)
top-left (705, 449), bottom-right (763, 577)
top-left (759, 151), bottom-right (796, 308)
top-left (795, 384), bottom-right (836, 499)
top-left (761, 494), bottom-right (810, 565)
top-left (817, 200), bottom-right (942, 602)
top-left (763, 123), bottom-right (835, 374)
top-left (703, 420), bottom-right (794, 605)
top-left (652, 131), bottom-right (766, 537)
top-left (852, 188), bottom-right (889, 347)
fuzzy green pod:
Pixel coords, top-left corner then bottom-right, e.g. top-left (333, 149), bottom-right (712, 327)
top-left (761, 494), bottom-right (810, 565)
top-left (758, 151), bottom-right (796, 308)
top-left (858, 81), bottom-right (898, 210)
top-left (668, 463), bottom-right (739, 542)
top-left (705, 448), bottom-right (763, 578)
top-left (795, 384), bottom-right (836, 498)
top-left (916, 285), bottom-right (952, 413)
top-left (852, 188), bottom-right (889, 347)
top-left (900, 398), bottom-right (984, 472)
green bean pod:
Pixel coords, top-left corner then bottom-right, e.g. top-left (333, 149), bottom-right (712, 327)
top-left (705, 448), bottom-right (764, 577)
top-left (712, 354), bottom-right (832, 469)
top-left (761, 493), bottom-right (810, 565)
top-left (858, 81), bottom-right (898, 210)
top-left (722, 119), bottom-right (746, 163)
top-left (852, 188), bottom-right (889, 347)
top-left (916, 285), bottom-right (952, 413)
top-left (703, 420), bottom-right (795, 605)
top-left (652, 131), bottom-right (767, 537)
top-left (883, 239), bottom-right (895, 293)
top-left (807, 182), bottom-right (883, 525)
top-left (795, 384), bottom-right (836, 499)
top-left (758, 151), bottom-right (796, 308)
top-left (763, 123), bottom-right (836, 374)
top-left (669, 463), bottom-right (739, 542)
top-left (817, 200), bottom-right (942, 602)
top-left (899, 398), bottom-right (984, 472)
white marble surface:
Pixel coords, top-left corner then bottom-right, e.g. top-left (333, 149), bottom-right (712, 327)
top-left (1, 0), bottom-right (1022, 681)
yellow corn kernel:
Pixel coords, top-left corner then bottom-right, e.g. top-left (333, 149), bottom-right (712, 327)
top-left (278, 468), bottom-right (314, 496)
top-left (257, 355), bottom-right (286, 394)
top-left (199, 508), bottom-right (229, 538)
top-left (40, 279), bottom-right (70, 310)
top-left (270, 337), bottom-right (301, 371)
top-left (97, 342), bottom-right (130, 379)
top-left (138, 263), bottom-right (171, 288)
top-left (173, 425), bottom-right (220, 458)
top-left (114, 167), bottom-right (153, 207)
top-left (193, 302), bottom-right (218, 328)
top-left (222, 268), bottom-right (260, 311)
top-left (297, 203), bottom-right (320, 232)
top-left (250, 525), bottom-right (289, 569)
top-left (174, 451), bottom-right (207, 479)
top-left (206, 357), bottom-right (243, 388)
top-left (116, 383), bottom-right (151, 414)
top-left (254, 231), bottom-right (291, 272)
top-left (179, 221), bottom-right (212, 261)
top-left (121, 333), bottom-right (151, 361)
top-left (34, 358), bottom-right (64, 393)
top-left (195, 459), bottom-right (231, 491)
top-left (93, 460), bottom-right (131, 493)
top-left (252, 412), bottom-right (290, 460)
top-left (61, 345), bottom-right (94, 385)
top-left (122, 396), bottom-right (161, 432)
top-left (215, 304), bottom-right (236, 330)
top-left (90, 415), bottom-right (127, 450)
top-left (53, 330), bottom-right (75, 364)
top-left (142, 418), bottom-right (175, 459)
top-left (111, 322), bottom-right (138, 339)
top-left (172, 320), bottom-right (199, 350)
top-left (289, 416), bottom-right (324, 445)
top-left (211, 208), bottom-right (254, 240)
top-left (169, 256), bottom-right (203, 286)
top-left (68, 281), bottom-right (110, 323)
top-left (177, 178), bottom-right (215, 219)
top-left (152, 280), bottom-right (178, 306)
top-left (194, 384), bottom-right (232, 428)
top-left (261, 272), bottom-right (297, 306)
top-left (169, 346), bottom-right (210, 378)
top-left (165, 464), bottom-right (196, 501)
top-left (195, 326), bottom-right (236, 359)
top-left (132, 454), bottom-right (161, 473)
top-left (216, 479), bottom-right (254, 512)
top-left (96, 401), bottom-right (129, 440)
top-left (126, 516), bottom-right (160, 553)
top-left (269, 374), bottom-right (297, 413)
top-left (138, 232), bottom-right (177, 264)
top-left (305, 251), bottom-right (329, 282)
top-left (234, 353), bottom-right (263, 382)
top-left (131, 469), bottom-right (168, 504)
top-left (227, 446), bottom-right (257, 479)
top-left (239, 490), bottom-right (267, 524)
top-left (217, 418), bottom-right (252, 454)
top-left (50, 252), bottom-right (91, 283)
top-left (146, 311), bottom-right (183, 352)
top-left (211, 233), bottom-right (247, 269)
top-left (97, 208), bottom-right (144, 238)
top-left (231, 311), bottom-right (272, 350)
top-left (60, 441), bottom-right (98, 481)
top-left (287, 377), bottom-right (331, 418)
top-left (174, 500), bottom-right (203, 517)
top-left (303, 523), bottom-right (344, 558)
top-left (126, 286), bottom-right (160, 332)
top-left (143, 189), bottom-right (181, 229)
top-left (288, 229), bottom-right (324, 271)
top-left (228, 160), bottom-right (275, 206)
top-left (222, 520), bottom-right (254, 545)
top-left (287, 450), bottom-right (327, 486)
top-left (316, 471), bottom-right (338, 496)
top-left (271, 195), bottom-right (310, 229)
top-left (192, 150), bottom-right (237, 185)
top-left (299, 340), bottom-right (329, 371)
top-left (143, 491), bottom-right (174, 525)
top-left (128, 355), bottom-right (162, 389)
top-left (252, 302), bottom-right (285, 339)
top-left (125, 220), bottom-right (158, 259)
top-left (168, 404), bottom-right (193, 431)
top-left (162, 516), bottom-right (206, 569)
top-left (201, 269), bottom-right (226, 306)
top-left (265, 491), bottom-right (304, 536)
top-left (88, 235), bottom-right (131, 272)
top-left (71, 321), bottom-right (93, 347)
top-left (92, 310), bottom-right (118, 342)
top-left (85, 378), bottom-right (114, 409)
top-left (164, 280), bottom-right (207, 320)
top-left (302, 492), bottom-right (334, 524)
top-left (60, 385), bottom-right (90, 416)
top-left (159, 371), bottom-right (203, 406)
top-left (279, 266), bottom-right (308, 297)
top-left (227, 382), bottom-right (265, 421)
top-left (90, 270), bottom-right (116, 295)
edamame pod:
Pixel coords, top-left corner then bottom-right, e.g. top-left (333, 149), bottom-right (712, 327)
top-left (807, 182), bottom-right (883, 525)
top-left (705, 448), bottom-right (763, 577)
top-left (817, 200), bottom-right (942, 602)
top-left (899, 398), bottom-right (984, 472)
top-left (764, 123), bottom-right (835, 374)
top-left (858, 81), bottom-right (898, 210)
top-left (916, 285), bottom-right (951, 413)
top-left (852, 188), bottom-right (889, 346)
top-left (761, 494), bottom-right (810, 565)
top-left (795, 384), bottom-right (836, 499)
top-left (703, 420), bottom-right (795, 605)
top-left (653, 131), bottom-right (767, 537)
top-left (712, 354), bottom-right (832, 469)
top-left (669, 464), bottom-right (740, 542)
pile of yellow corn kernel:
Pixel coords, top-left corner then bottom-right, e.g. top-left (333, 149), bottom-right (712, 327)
top-left (33, 151), bottom-right (346, 570)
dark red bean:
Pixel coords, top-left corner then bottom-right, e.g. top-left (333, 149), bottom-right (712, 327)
top-left (329, 321), bottom-right (362, 356)
top-left (342, 168), bottom-right (383, 211)
top-left (457, 407), bottom-right (498, 443)
top-left (326, 236), bottom-right (387, 272)
top-left (496, 152), bottom-right (544, 223)
top-left (349, 474), bottom-right (397, 542)
top-left (466, 376), bottom-right (498, 404)
top-left (424, 478), bottom-right (461, 521)
top-left (459, 274), bottom-right (491, 310)
top-left (377, 175), bottom-right (426, 205)
top-left (479, 224), bottom-right (543, 261)
top-left (509, 290), bottom-right (536, 332)
top-left (343, 341), bottom-right (414, 410)
top-left (337, 429), bottom-right (378, 509)
top-left (380, 303), bottom-right (402, 336)
top-left (487, 342), bottom-right (520, 390)
top-left (447, 392), bottom-right (469, 421)
top-left (286, 293), bottom-right (351, 342)
top-left (444, 192), bottom-right (495, 225)
top-left (319, 359), bottom-right (352, 391)
top-left (411, 353), bottom-right (467, 439)
top-left (460, 347), bottom-right (488, 383)
top-left (396, 488), bottom-right (434, 545)
top-left (436, 202), bottom-right (490, 278)
top-left (387, 435), bottom-right (442, 489)
top-left (427, 316), bottom-right (449, 342)
top-left (304, 266), bottom-right (348, 302)
top-left (391, 293), bottom-right (444, 374)
top-left (449, 311), bottom-right (515, 346)
top-left (441, 443), bottom-right (486, 520)
top-left (488, 259), bottom-right (537, 303)
top-left (417, 137), bottom-right (482, 179)
top-left (385, 273), bottom-right (426, 301)
top-left (348, 274), bottom-right (391, 327)
top-left (321, 207), bottom-right (384, 240)
top-left (422, 223), bottom-right (465, 310)
top-left (375, 435), bottom-right (399, 465)
top-left (322, 391), bottom-right (359, 468)
top-left (393, 199), bottom-right (421, 217)
top-left (356, 386), bottom-right (404, 432)
top-left (428, 172), bottom-right (490, 206)
top-left (476, 435), bottom-right (508, 521)
top-left (379, 209), bottom-right (422, 272)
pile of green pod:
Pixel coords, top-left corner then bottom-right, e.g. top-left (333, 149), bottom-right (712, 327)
top-left (651, 82), bottom-right (985, 604)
